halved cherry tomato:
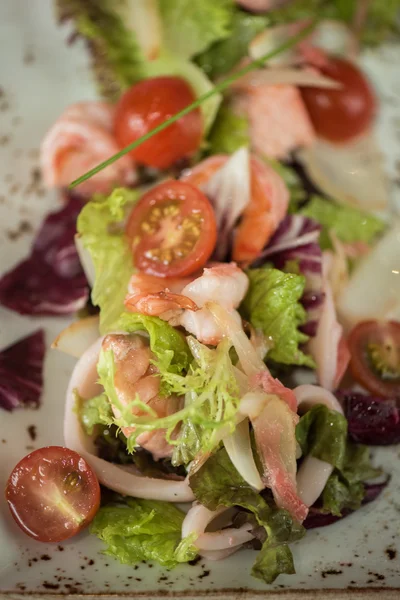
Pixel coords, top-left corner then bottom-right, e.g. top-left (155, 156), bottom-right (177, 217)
top-left (348, 320), bottom-right (400, 397)
top-left (5, 446), bottom-right (100, 543)
top-left (126, 180), bottom-right (217, 277)
top-left (300, 56), bottom-right (376, 143)
top-left (114, 76), bottom-right (203, 170)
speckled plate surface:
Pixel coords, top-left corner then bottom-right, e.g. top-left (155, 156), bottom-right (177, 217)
top-left (1, 1), bottom-right (400, 598)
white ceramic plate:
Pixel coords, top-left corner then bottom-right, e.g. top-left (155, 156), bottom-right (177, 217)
top-left (1, 2), bottom-right (400, 598)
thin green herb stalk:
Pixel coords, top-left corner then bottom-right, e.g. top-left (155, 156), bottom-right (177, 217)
top-left (70, 21), bottom-right (316, 189)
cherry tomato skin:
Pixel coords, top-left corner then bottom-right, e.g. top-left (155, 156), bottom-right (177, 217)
top-left (126, 180), bottom-right (217, 278)
top-left (5, 446), bottom-right (100, 543)
top-left (300, 57), bottom-right (376, 143)
top-left (114, 76), bottom-right (203, 170)
top-left (348, 320), bottom-right (400, 397)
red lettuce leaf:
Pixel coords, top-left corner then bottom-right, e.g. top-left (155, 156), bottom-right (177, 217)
top-left (0, 330), bottom-right (45, 411)
top-left (252, 214), bottom-right (324, 337)
top-left (0, 196), bottom-right (88, 315)
top-left (341, 391), bottom-right (400, 446)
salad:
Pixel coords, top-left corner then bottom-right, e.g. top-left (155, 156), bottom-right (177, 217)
top-left (2, 0), bottom-right (400, 587)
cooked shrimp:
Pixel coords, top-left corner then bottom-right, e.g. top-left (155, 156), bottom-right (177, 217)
top-left (125, 264), bottom-right (249, 345)
top-left (183, 154), bottom-right (289, 264)
top-left (102, 333), bottom-right (181, 459)
top-left (232, 156), bottom-right (289, 263)
top-left (232, 83), bottom-right (315, 160)
top-left (41, 101), bottom-right (136, 197)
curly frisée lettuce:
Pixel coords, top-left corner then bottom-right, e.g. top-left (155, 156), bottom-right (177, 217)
top-left (90, 496), bottom-right (197, 568)
top-left (77, 188), bottom-right (138, 334)
top-left (240, 267), bottom-right (315, 368)
top-left (190, 447), bottom-right (305, 584)
top-left (97, 335), bottom-right (240, 461)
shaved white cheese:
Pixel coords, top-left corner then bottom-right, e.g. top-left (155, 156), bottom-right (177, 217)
top-left (52, 315), bottom-right (100, 358)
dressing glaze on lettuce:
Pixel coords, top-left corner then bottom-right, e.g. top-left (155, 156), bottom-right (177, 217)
top-left (0, 197), bottom-right (88, 316)
top-left (0, 330), bottom-right (45, 411)
top-left (190, 447), bottom-right (304, 584)
top-left (91, 496), bottom-right (197, 568)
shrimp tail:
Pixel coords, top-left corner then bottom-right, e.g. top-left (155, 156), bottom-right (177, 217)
top-left (125, 291), bottom-right (199, 317)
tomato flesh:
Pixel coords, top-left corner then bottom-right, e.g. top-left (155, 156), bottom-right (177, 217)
top-left (300, 56), bottom-right (376, 143)
top-left (126, 180), bottom-right (217, 278)
top-left (114, 76), bottom-right (203, 170)
top-left (348, 320), bottom-right (400, 398)
top-left (5, 446), bottom-right (100, 543)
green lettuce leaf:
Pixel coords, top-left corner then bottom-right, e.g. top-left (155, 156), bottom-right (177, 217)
top-left (97, 336), bottom-right (240, 460)
top-left (295, 404), bottom-right (347, 468)
top-left (79, 393), bottom-right (113, 435)
top-left (115, 312), bottom-right (192, 382)
top-left (268, 0), bottom-right (400, 47)
top-left (90, 497), bottom-right (197, 568)
top-left (55, 0), bottom-right (145, 101)
top-left (240, 267), bottom-right (315, 368)
top-left (195, 11), bottom-right (268, 78)
top-left (296, 405), bottom-right (381, 517)
top-left (300, 196), bottom-right (385, 250)
top-left (190, 447), bottom-right (304, 584)
top-left (158, 0), bottom-right (234, 60)
top-left (77, 188), bottom-right (138, 334)
top-left (207, 104), bottom-right (249, 155)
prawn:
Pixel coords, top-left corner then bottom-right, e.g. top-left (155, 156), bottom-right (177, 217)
top-left (102, 333), bottom-right (181, 460)
top-left (41, 101), bottom-right (136, 197)
top-left (125, 263), bottom-right (249, 345)
top-left (182, 154), bottom-right (289, 264)
top-left (232, 83), bottom-right (315, 160)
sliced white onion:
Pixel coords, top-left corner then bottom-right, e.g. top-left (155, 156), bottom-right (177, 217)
top-left (199, 547), bottom-right (241, 561)
top-left (207, 303), bottom-right (265, 377)
top-left (249, 24), bottom-right (303, 67)
top-left (338, 223), bottom-right (400, 329)
top-left (297, 134), bottom-right (390, 213)
top-left (52, 315), bottom-right (100, 358)
top-left (294, 384), bottom-right (343, 507)
top-left (182, 502), bottom-right (253, 552)
top-left (64, 337), bottom-right (195, 502)
top-left (296, 456), bottom-right (333, 507)
top-left (233, 66), bottom-right (341, 90)
top-left (294, 384), bottom-right (344, 415)
top-left (119, 0), bottom-right (162, 60)
top-left (312, 20), bottom-right (357, 57)
top-left (75, 234), bottom-right (95, 287)
top-left (223, 419), bottom-right (264, 491)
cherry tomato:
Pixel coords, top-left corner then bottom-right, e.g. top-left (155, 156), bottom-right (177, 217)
top-left (348, 321), bottom-right (400, 397)
top-left (114, 76), bottom-right (203, 170)
top-left (300, 56), bottom-right (376, 143)
top-left (126, 180), bottom-right (217, 278)
top-left (5, 446), bottom-right (100, 543)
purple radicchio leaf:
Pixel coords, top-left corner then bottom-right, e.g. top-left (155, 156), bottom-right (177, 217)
top-left (252, 214), bottom-right (324, 337)
top-left (0, 196), bottom-right (88, 315)
top-left (339, 391), bottom-right (400, 446)
top-left (0, 329), bottom-right (45, 411)
top-left (304, 478), bottom-right (389, 530)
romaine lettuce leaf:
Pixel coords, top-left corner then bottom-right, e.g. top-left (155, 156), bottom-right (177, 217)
top-left (300, 196), bottom-right (385, 250)
top-left (190, 447), bottom-right (304, 584)
top-left (195, 11), bottom-right (268, 78)
top-left (296, 405), bottom-right (381, 517)
top-left (158, 0), bottom-right (234, 60)
top-left (90, 497), bottom-right (197, 568)
top-left (55, 0), bottom-right (145, 101)
top-left (240, 267), bottom-right (315, 368)
top-left (207, 104), bottom-right (249, 155)
top-left (77, 188), bottom-right (138, 334)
